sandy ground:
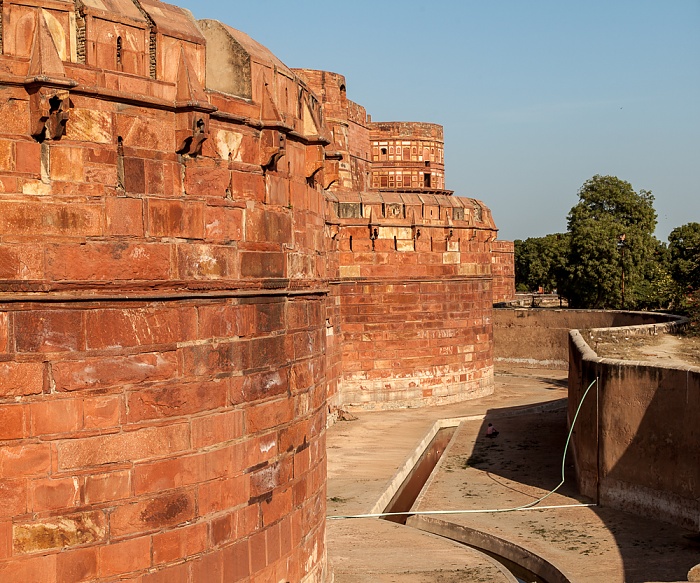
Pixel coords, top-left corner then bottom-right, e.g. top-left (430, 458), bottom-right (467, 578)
top-left (590, 333), bottom-right (700, 368)
top-left (326, 368), bottom-right (700, 583)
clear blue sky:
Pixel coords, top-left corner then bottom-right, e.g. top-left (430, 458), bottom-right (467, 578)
top-left (177, 0), bottom-right (699, 242)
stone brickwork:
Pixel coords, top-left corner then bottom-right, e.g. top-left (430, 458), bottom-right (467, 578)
top-left (327, 191), bottom-right (497, 408)
top-left (491, 240), bottom-right (515, 303)
top-left (0, 1), bottom-right (513, 580)
top-left (0, 3), bottom-right (327, 581)
top-left (369, 121), bottom-right (448, 194)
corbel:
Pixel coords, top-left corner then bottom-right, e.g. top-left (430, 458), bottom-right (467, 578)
top-left (259, 129), bottom-right (287, 171)
top-left (25, 11), bottom-right (78, 142)
top-left (27, 87), bottom-right (74, 141)
top-left (174, 48), bottom-right (216, 157)
top-left (305, 144), bottom-right (324, 184)
top-left (322, 150), bottom-right (342, 190)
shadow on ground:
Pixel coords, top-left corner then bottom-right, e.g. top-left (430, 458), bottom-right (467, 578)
top-left (460, 402), bottom-right (699, 582)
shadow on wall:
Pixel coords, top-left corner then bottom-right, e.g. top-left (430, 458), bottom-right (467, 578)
top-left (569, 332), bottom-right (700, 533)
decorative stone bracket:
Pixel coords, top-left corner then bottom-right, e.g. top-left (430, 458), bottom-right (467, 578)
top-left (28, 86), bottom-right (73, 141)
top-left (24, 10), bottom-right (78, 142)
top-left (174, 48), bottom-right (216, 157)
top-left (176, 111), bottom-right (211, 157)
top-left (322, 151), bottom-right (342, 190)
top-left (305, 144), bottom-right (324, 182)
top-left (259, 129), bottom-right (286, 171)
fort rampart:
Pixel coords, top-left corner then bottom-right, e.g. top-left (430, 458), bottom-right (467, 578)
top-left (0, 1), bottom-right (513, 580)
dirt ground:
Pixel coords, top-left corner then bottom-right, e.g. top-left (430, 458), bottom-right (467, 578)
top-left (589, 333), bottom-right (700, 367)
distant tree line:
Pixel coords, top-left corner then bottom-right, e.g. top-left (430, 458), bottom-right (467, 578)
top-left (515, 175), bottom-right (700, 329)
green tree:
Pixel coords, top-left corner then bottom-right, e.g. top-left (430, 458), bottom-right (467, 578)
top-left (668, 222), bottom-right (700, 294)
top-left (515, 234), bottom-right (569, 293)
top-left (565, 175), bottom-right (659, 309)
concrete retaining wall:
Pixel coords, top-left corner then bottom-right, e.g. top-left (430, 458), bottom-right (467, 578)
top-left (494, 309), bottom-right (680, 369)
top-left (568, 316), bottom-right (699, 531)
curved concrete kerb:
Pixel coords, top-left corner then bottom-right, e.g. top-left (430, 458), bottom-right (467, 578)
top-left (409, 515), bottom-right (572, 583)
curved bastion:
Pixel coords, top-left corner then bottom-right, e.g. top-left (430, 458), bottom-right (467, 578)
top-left (0, 2), bottom-right (512, 581)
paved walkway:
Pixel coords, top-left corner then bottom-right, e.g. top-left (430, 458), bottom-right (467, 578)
top-left (326, 368), bottom-right (699, 583)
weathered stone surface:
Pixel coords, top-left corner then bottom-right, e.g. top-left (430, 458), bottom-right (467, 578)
top-left (13, 512), bottom-right (107, 554)
top-left (0, 1), bottom-right (511, 582)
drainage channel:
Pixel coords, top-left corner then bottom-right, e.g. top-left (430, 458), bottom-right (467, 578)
top-left (380, 425), bottom-right (550, 583)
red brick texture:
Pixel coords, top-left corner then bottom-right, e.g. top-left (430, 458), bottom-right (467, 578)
top-left (325, 192), bottom-right (497, 408)
top-left (0, 1), bottom-right (328, 581)
top-left (491, 240), bottom-right (516, 303)
top-left (0, 298), bottom-right (327, 582)
top-left (0, 0), bottom-right (511, 580)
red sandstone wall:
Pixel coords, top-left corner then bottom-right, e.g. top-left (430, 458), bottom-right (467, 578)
top-left (491, 239), bottom-right (515, 303)
top-left (0, 2), bottom-right (328, 581)
top-left (293, 69), bottom-right (371, 193)
top-left (328, 192), bottom-right (496, 408)
top-left (368, 121), bottom-right (447, 193)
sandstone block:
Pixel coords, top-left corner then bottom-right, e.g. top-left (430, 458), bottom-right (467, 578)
top-left (0, 480), bottom-right (27, 519)
top-left (84, 306), bottom-right (197, 350)
top-left (65, 108), bottom-right (112, 143)
top-left (0, 554), bottom-right (56, 583)
top-left (110, 490), bottom-right (195, 538)
top-left (148, 198), bottom-right (205, 239)
top-left (142, 562), bottom-right (189, 583)
top-left (246, 398), bottom-right (293, 434)
top-left (0, 244), bottom-right (44, 280)
top-left (185, 164), bottom-right (230, 198)
top-left (204, 205), bottom-right (244, 242)
top-left (127, 379), bottom-right (227, 422)
top-left (57, 424), bottom-right (190, 470)
top-left (97, 536), bottom-right (151, 579)
top-left (82, 396), bottom-right (122, 430)
top-left (152, 522), bottom-right (208, 566)
top-left (123, 157), bottom-right (146, 193)
top-left (13, 511), bottom-right (106, 554)
top-left (56, 547), bottom-right (98, 583)
top-left (30, 398), bottom-right (82, 435)
top-left (197, 475), bottom-right (248, 516)
top-left (0, 202), bottom-right (103, 238)
top-left (191, 410), bottom-right (244, 449)
top-left (11, 140), bottom-right (42, 177)
top-left (190, 550), bottom-right (223, 583)
top-left (29, 477), bottom-right (80, 512)
top-left (53, 352), bottom-right (178, 392)
top-left (240, 251), bottom-right (284, 278)
top-left (105, 197), bottom-right (144, 236)
top-left (0, 405), bottom-right (25, 440)
top-left (83, 470), bottom-right (131, 505)
top-left (222, 540), bottom-right (251, 581)
top-left (0, 443), bottom-right (51, 479)
top-left (246, 207), bottom-right (292, 245)
top-left (176, 243), bottom-right (237, 279)
top-left (49, 145), bottom-right (84, 182)
top-left (132, 455), bottom-right (205, 496)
